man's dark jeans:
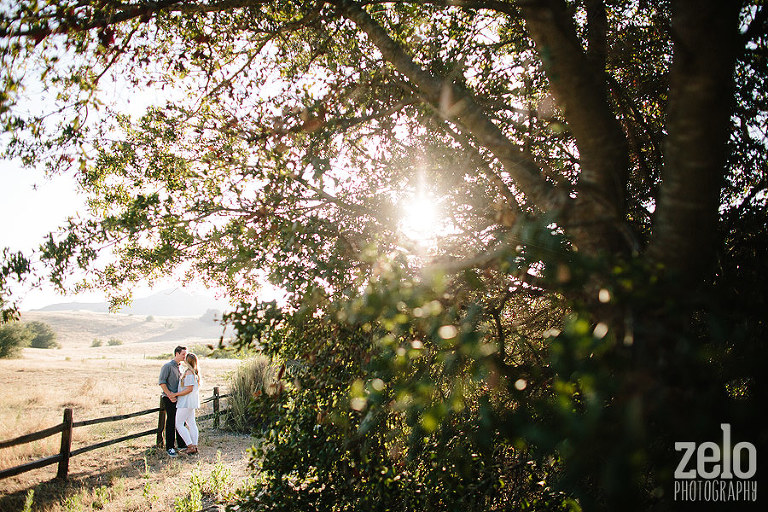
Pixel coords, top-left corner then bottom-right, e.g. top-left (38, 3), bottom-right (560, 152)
top-left (161, 395), bottom-right (187, 450)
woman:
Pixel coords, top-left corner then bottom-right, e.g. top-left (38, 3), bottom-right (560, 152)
top-left (175, 352), bottom-right (201, 454)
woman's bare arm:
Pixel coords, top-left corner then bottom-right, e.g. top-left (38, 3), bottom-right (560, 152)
top-left (176, 371), bottom-right (194, 397)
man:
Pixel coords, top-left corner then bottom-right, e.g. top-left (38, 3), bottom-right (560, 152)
top-left (158, 345), bottom-right (188, 457)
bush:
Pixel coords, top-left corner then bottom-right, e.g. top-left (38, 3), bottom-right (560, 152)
top-left (188, 342), bottom-right (244, 359)
top-left (91, 338), bottom-right (103, 347)
top-left (225, 355), bottom-right (276, 433)
top-left (227, 298), bottom-right (575, 512)
top-left (188, 343), bottom-right (213, 358)
top-left (107, 338), bottom-right (123, 346)
top-left (25, 321), bottom-right (60, 349)
top-left (0, 322), bottom-right (33, 358)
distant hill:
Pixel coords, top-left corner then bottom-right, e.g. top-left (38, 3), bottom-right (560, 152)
top-left (36, 288), bottom-right (229, 317)
top-left (20, 309), bottom-right (230, 349)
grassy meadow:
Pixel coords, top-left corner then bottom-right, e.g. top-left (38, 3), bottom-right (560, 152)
top-left (0, 310), bottom-right (256, 511)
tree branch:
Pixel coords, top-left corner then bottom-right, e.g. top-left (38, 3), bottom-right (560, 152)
top-left (585, 0), bottom-right (607, 70)
top-left (1, 0), bottom-right (185, 39)
top-left (358, 0), bottom-right (538, 16)
top-left (519, 0), bottom-right (629, 253)
top-left (334, 0), bottom-right (560, 213)
top-left (438, 121), bottom-right (524, 226)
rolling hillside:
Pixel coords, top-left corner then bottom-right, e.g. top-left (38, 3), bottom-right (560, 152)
top-left (19, 309), bottom-right (230, 351)
top-left (35, 288), bottom-right (229, 317)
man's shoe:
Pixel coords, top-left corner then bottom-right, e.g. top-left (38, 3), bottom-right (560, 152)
top-left (167, 448), bottom-right (178, 457)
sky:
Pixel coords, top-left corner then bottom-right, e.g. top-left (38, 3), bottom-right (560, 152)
top-left (0, 159), bottom-right (236, 311)
top-left (0, 159), bottom-right (92, 309)
top-left (1, 162), bottom-right (82, 253)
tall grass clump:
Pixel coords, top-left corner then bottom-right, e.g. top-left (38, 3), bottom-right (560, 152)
top-left (225, 355), bottom-right (275, 433)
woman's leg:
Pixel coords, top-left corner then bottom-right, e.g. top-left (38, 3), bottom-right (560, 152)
top-left (188, 410), bottom-right (199, 446)
top-left (175, 407), bottom-right (193, 447)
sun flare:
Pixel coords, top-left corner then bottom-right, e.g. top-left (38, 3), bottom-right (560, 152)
top-left (399, 195), bottom-right (442, 241)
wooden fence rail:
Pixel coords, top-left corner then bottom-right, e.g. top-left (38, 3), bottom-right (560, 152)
top-left (0, 387), bottom-right (230, 481)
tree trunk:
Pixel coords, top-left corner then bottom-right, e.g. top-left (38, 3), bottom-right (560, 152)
top-left (521, 0), bottom-right (630, 257)
top-left (648, 0), bottom-right (742, 290)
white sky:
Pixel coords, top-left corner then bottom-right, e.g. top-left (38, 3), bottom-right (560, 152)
top-left (0, 162), bottom-right (82, 253)
top-left (0, 159), bottom-right (236, 311)
top-left (0, 159), bottom-right (92, 309)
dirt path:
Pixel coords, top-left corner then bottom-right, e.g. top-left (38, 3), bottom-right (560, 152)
top-left (0, 428), bottom-right (257, 511)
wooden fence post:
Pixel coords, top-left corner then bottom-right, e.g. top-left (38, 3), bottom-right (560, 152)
top-left (56, 408), bottom-right (73, 480)
top-left (213, 387), bottom-right (220, 429)
top-left (2, 397), bottom-right (210, 482)
top-left (156, 397), bottom-right (166, 447)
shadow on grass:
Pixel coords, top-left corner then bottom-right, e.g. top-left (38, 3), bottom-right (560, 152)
top-left (0, 445), bottom-right (179, 511)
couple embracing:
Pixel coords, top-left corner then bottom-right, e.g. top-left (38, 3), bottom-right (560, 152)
top-left (158, 345), bottom-right (201, 457)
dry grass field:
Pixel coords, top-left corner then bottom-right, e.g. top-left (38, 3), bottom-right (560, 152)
top-left (0, 310), bottom-right (258, 512)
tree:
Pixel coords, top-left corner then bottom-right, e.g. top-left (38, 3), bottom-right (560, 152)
top-left (0, 322), bottom-right (32, 358)
top-left (1, 1), bottom-right (766, 510)
top-left (25, 320), bottom-right (60, 348)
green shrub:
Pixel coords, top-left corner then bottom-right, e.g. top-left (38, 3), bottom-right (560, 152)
top-left (0, 322), bottom-right (32, 358)
top-left (107, 337), bottom-right (123, 346)
top-left (188, 343), bottom-right (213, 357)
top-left (206, 452), bottom-right (233, 499)
top-left (25, 321), bottom-right (60, 348)
top-left (227, 298), bottom-right (575, 512)
top-left (91, 338), bottom-right (103, 347)
top-left (1, 321), bottom-right (60, 356)
top-left (188, 342), bottom-right (243, 359)
top-left (173, 454), bottom-right (233, 511)
top-left (146, 352), bottom-right (171, 360)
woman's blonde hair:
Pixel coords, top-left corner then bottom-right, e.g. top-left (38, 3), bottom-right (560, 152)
top-left (185, 353), bottom-right (200, 383)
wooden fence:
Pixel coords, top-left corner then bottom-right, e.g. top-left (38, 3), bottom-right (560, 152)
top-left (0, 387), bottom-right (230, 481)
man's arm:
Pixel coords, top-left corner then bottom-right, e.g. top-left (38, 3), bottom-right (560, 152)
top-left (160, 383), bottom-right (177, 402)
top-left (158, 364), bottom-right (177, 402)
